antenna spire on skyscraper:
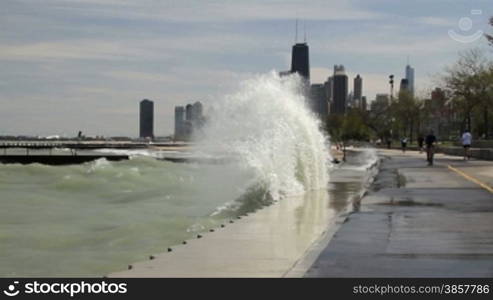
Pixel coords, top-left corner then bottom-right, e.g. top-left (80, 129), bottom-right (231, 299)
top-left (303, 20), bottom-right (306, 42)
top-left (295, 18), bottom-right (298, 43)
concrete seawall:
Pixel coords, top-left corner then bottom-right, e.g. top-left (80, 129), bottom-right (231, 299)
top-left (0, 155), bottom-right (129, 165)
top-left (108, 153), bottom-right (379, 278)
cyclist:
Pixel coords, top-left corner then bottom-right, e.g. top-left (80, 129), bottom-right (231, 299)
top-left (401, 137), bottom-right (408, 153)
top-left (425, 130), bottom-right (437, 166)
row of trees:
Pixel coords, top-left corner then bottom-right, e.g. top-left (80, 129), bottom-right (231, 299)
top-left (326, 48), bottom-right (493, 145)
top-left (444, 49), bottom-right (493, 139)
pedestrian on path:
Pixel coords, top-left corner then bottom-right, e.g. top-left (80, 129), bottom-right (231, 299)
top-left (417, 135), bottom-right (424, 153)
top-left (401, 137), bottom-right (408, 153)
top-left (461, 130), bottom-right (472, 160)
top-left (425, 130), bottom-right (437, 166)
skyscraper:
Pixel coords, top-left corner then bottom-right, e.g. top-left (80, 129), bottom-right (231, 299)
top-left (325, 76), bottom-right (333, 114)
top-left (353, 74), bottom-right (363, 106)
top-left (185, 104), bottom-right (193, 121)
top-left (139, 99), bottom-right (154, 139)
top-left (174, 102), bottom-right (205, 141)
top-left (290, 42), bottom-right (310, 81)
top-left (325, 77), bottom-right (333, 101)
top-left (405, 64), bottom-right (415, 95)
top-left (361, 96), bottom-right (368, 111)
top-left (331, 65), bottom-right (348, 115)
top-left (191, 101), bottom-right (203, 124)
top-left (174, 106), bottom-right (185, 140)
top-left (371, 94), bottom-right (390, 112)
top-left (400, 78), bottom-right (409, 93)
top-left (309, 84), bottom-right (328, 121)
top-left (375, 94), bottom-right (390, 104)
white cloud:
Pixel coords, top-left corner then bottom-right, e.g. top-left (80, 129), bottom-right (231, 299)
top-left (317, 30), bottom-right (470, 56)
top-left (34, 0), bottom-right (384, 22)
top-left (416, 16), bottom-right (456, 27)
top-left (0, 40), bottom-right (159, 62)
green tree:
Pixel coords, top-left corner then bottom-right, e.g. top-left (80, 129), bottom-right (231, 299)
top-left (340, 108), bottom-right (371, 141)
top-left (363, 98), bottom-right (392, 142)
top-left (441, 49), bottom-right (492, 136)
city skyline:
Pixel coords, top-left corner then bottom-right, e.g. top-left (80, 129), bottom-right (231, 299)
top-left (0, 0), bottom-right (491, 137)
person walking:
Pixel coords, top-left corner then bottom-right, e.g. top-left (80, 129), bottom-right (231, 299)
top-left (417, 135), bottom-right (424, 153)
top-left (425, 130), bottom-right (437, 166)
top-left (401, 137), bottom-right (408, 153)
top-left (461, 129), bottom-right (472, 160)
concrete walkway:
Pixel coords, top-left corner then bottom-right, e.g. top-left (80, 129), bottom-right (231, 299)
top-left (305, 149), bottom-right (493, 277)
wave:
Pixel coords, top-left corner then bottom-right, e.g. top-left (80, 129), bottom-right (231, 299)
top-left (196, 71), bottom-right (331, 202)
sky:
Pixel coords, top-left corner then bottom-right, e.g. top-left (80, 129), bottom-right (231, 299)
top-left (1, 0), bottom-right (492, 137)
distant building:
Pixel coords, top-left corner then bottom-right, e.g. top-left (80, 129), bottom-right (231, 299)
top-left (375, 94), bottom-right (390, 104)
top-left (400, 78), bottom-right (409, 94)
top-left (325, 76), bottom-right (333, 103)
top-left (353, 74), bottom-right (363, 107)
top-left (309, 84), bottom-right (329, 121)
top-left (174, 106), bottom-right (185, 140)
top-left (431, 87), bottom-right (445, 101)
top-left (191, 101), bottom-right (204, 124)
top-left (425, 87), bottom-right (457, 139)
top-left (185, 104), bottom-right (193, 121)
top-left (331, 65), bottom-right (348, 115)
top-left (371, 94), bottom-right (390, 112)
top-left (405, 64), bottom-right (415, 95)
top-left (174, 101), bottom-right (205, 141)
top-left (361, 96), bottom-right (367, 111)
top-left (291, 43), bottom-right (310, 82)
top-left (139, 99), bottom-right (154, 139)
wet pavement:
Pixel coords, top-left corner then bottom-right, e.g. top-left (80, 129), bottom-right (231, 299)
top-left (305, 149), bottom-right (493, 277)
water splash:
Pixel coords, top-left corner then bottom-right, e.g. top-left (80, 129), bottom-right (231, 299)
top-left (196, 72), bottom-right (331, 201)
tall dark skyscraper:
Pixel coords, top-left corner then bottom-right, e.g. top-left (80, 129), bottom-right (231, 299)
top-left (139, 99), bottom-right (154, 139)
top-left (290, 43), bottom-right (310, 81)
top-left (353, 74), bottom-right (362, 104)
top-left (331, 65), bottom-right (348, 115)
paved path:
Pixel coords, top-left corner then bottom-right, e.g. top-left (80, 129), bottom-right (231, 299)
top-left (305, 149), bottom-right (493, 277)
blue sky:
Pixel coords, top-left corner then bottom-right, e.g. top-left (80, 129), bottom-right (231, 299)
top-left (0, 0), bottom-right (492, 137)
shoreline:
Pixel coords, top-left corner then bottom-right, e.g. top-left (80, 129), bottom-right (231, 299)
top-left (108, 150), bottom-right (380, 278)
